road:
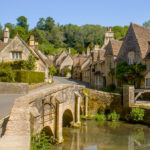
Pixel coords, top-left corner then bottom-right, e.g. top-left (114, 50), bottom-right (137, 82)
top-left (0, 76), bottom-right (89, 119)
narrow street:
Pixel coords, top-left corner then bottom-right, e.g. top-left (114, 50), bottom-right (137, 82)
top-left (0, 76), bottom-right (89, 119)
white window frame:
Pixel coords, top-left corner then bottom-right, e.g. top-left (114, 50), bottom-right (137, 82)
top-left (12, 52), bottom-right (22, 60)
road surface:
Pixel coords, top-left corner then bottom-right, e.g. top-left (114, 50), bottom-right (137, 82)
top-left (0, 76), bottom-right (89, 119)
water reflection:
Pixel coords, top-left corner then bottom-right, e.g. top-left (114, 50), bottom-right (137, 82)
top-left (52, 120), bottom-right (150, 150)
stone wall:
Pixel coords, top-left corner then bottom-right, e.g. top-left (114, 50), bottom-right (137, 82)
top-left (0, 82), bottom-right (28, 94)
top-left (83, 89), bottom-right (122, 115)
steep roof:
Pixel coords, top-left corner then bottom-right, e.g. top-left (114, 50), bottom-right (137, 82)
top-left (131, 23), bottom-right (150, 58)
top-left (105, 40), bottom-right (123, 57)
top-left (98, 50), bottom-right (105, 61)
top-left (73, 55), bottom-right (88, 67)
top-left (0, 35), bottom-right (48, 66)
top-left (0, 39), bottom-right (12, 52)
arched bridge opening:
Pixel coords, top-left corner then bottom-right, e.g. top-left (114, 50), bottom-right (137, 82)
top-left (63, 109), bottom-right (73, 127)
top-left (41, 126), bottom-right (53, 138)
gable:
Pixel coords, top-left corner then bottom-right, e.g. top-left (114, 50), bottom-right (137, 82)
top-left (117, 23), bottom-right (142, 63)
top-left (0, 36), bottom-right (32, 62)
top-left (55, 51), bottom-right (68, 65)
top-left (81, 58), bottom-right (90, 70)
top-left (61, 55), bottom-right (73, 66)
top-left (105, 41), bottom-right (113, 57)
top-left (1, 36), bottom-right (31, 54)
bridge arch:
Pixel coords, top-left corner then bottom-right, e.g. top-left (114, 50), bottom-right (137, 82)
top-left (62, 109), bottom-right (73, 127)
top-left (41, 126), bottom-right (53, 137)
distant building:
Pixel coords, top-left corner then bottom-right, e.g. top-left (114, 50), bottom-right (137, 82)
top-left (54, 50), bottom-right (73, 77)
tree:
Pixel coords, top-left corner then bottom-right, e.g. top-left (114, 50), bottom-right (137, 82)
top-left (0, 64), bottom-right (15, 82)
top-left (17, 16), bottom-right (29, 31)
top-left (116, 62), bottom-right (146, 88)
top-left (45, 17), bottom-right (55, 32)
top-left (143, 20), bottom-right (150, 29)
top-left (49, 66), bottom-right (57, 76)
top-left (37, 18), bottom-right (45, 30)
top-left (112, 26), bottom-right (129, 40)
top-left (0, 24), bottom-right (3, 40)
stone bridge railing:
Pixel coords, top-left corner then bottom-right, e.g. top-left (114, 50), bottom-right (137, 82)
top-left (0, 84), bottom-right (85, 150)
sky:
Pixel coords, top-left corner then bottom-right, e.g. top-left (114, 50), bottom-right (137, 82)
top-left (0, 0), bottom-right (150, 29)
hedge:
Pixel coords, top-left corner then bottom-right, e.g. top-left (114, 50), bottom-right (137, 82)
top-left (14, 70), bottom-right (45, 84)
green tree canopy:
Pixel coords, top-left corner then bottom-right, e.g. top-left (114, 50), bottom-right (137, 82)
top-left (17, 16), bottom-right (29, 31)
top-left (143, 20), bottom-right (150, 29)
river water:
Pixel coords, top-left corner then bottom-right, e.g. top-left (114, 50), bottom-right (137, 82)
top-left (52, 120), bottom-right (150, 150)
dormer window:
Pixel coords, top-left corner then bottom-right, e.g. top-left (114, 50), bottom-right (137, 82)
top-left (12, 52), bottom-right (22, 59)
top-left (128, 51), bottom-right (135, 65)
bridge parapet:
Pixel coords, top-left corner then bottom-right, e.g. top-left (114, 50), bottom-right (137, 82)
top-left (0, 84), bottom-right (87, 150)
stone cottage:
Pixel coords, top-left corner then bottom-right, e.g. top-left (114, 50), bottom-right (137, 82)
top-left (72, 54), bottom-right (89, 81)
top-left (104, 39), bottom-right (123, 86)
top-left (0, 27), bottom-right (49, 82)
top-left (117, 23), bottom-right (150, 88)
top-left (54, 50), bottom-right (73, 77)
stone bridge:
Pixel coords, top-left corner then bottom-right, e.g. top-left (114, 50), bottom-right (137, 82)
top-left (0, 84), bottom-right (88, 150)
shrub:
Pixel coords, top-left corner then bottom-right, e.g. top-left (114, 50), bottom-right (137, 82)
top-left (31, 133), bottom-right (51, 150)
top-left (49, 66), bottom-right (57, 76)
top-left (15, 70), bottom-right (45, 84)
top-left (101, 84), bottom-right (116, 92)
top-left (64, 68), bottom-right (71, 76)
top-left (97, 103), bottom-right (106, 114)
top-left (94, 114), bottom-right (106, 121)
top-left (107, 111), bottom-right (120, 121)
top-left (0, 60), bottom-right (26, 70)
top-left (0, 66), bottom-right (15, 82)
top-left (129, 107), bottom-right (145, 122)
top-left (22, 54), bottom-right (36, 70)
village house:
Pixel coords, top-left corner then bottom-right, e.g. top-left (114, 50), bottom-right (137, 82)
top-left (104, 39), bottom-right (123, 86)
top-left (72, 54), bottom-right (89, 81)
top-left (53, 49), bottom-right (73, 77)
top-left (0, 27), bottom-right (49, 82)
top-left (89, 23), bottom-right (150, 89)
top-left (117, 23), bottom-right (150, 88)
top-left (87, 28), bottom-right (114, 89)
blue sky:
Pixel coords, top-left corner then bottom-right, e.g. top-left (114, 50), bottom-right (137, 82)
top-left (0, 0), bottom-right (150, 28)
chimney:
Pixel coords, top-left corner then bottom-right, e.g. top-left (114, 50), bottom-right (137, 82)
top-left (107, 27), bottom-right (111, 32)
top-left (97, 50), bottom-right (101, 61)
top-left (104, 27), bottom-right (114, 46)
top-left (94, 45), bottom-right (100, 51)
top-left (29, 35), bottom-right (35, 49)
top-left (4, 27), bottom-right (9, 43)
top-left (68, 47), bottom-right (71, 54)
top-left (34, 42), bottom-right (39, 51)
top-left (87, 46), bottom-right (90, 56)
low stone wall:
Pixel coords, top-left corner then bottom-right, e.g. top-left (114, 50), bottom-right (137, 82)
top-left (28, 82), bottom-right (46, 90)
top-left (83, 89), bottom-right (122, 115)
top-left (0, 82), bottom-right (28, 94)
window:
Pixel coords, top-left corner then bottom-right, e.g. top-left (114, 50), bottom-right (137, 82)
top-left (128, 51), bottom-right (135, 65)
top-left (146, 79), bottom-right (150, 88)
top-left (148, 64), bottom-right (150, 71)
top-left (12, 52), bottom-right (22, 60)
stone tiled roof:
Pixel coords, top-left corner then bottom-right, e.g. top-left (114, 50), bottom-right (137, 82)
top-left (82, 63), bottom-right (91, 71)
top-left (131, 23), bottom-right (150, 58)
top-left (73, 55), bottom-right (88, 67)
top-left (145, 52), bottom-right (150, 59)
top-left (0, 39), bottom-right (12, 52)
top-left (105, 40), bottom-right (123, 57)
top-left (99, 50), bottom-right (105, 61)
